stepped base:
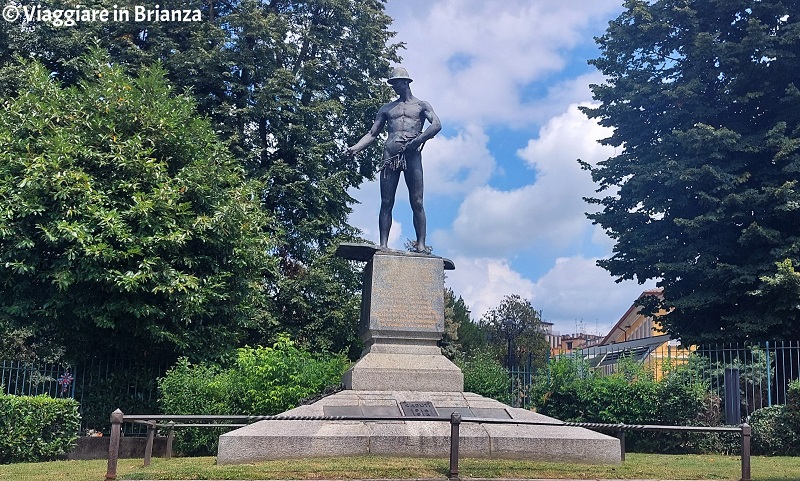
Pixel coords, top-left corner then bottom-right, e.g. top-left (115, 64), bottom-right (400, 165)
top-left (217, 390), bottom-right (620, 464)
top-left (342, 352), bottom-right (464, 391)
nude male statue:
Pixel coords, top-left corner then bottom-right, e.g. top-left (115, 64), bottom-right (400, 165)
top-left (347, 67), bottom-right (442, 254)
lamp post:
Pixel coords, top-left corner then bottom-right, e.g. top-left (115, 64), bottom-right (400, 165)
top-left (503, 317), bottom-right (517, 372)
top-left (619, 324), bottom-right (631, 342)
top-left (500, 317), bottom-right (521, 407)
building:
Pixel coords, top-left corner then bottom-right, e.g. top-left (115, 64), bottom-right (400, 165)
top-left (584, 288), bottom-right (691, 377)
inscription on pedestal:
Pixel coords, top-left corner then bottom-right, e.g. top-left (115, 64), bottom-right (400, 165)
top-left (400, 401), bottom-right (438, 417)
top-left (366, 254), bottom-right (443, 334)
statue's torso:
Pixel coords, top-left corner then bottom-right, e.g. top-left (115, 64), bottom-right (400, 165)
top-left (383, 99), bottom-right (427, 155)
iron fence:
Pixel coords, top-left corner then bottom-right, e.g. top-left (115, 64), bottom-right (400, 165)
top-left (1, 357), bottom-right (167, 435)
top-left (0, 360), bottom-right (76, 398)
top-left (510, 340), bottom-right (800, 420)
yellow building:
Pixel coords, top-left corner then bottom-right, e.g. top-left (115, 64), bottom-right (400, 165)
top-left (585, 288), bottom-right (692, 377)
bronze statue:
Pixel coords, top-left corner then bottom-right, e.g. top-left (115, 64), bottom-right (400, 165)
top-left (347, 67), bottom-right (442, 253)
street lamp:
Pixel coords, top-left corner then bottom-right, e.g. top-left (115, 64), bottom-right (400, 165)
top-left (499, 317), bottom-right (524, 407)
top-left (502, 317), bottom-right (518, 372)
top-left (619, 324), bottom-right (631, 342)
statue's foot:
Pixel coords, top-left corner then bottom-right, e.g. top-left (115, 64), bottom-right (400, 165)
top-left (406, 239), bottom-right (432, 255)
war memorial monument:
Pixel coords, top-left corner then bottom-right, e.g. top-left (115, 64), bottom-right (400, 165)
top-left (216, 68), bottom-right (620, 464)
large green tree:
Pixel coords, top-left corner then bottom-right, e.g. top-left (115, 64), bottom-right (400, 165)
top-left (480, 295), bottom-right (549, 370)
top-left (0, 0), bottom-right (400, 354)
top-left (582, 0), bottom-right (800, 344)
top-left (0, 53), bottom-right (276, 363)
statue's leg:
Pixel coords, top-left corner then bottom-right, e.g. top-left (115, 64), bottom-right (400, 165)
top-left (379, 166), bottom-right (401, 248)
top-left (404, 154), bottom-right (426, 251)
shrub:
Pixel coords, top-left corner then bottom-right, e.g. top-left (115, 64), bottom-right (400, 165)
top-left (0, 394), bottom-right (80, 463)
top-left (230, 335), bottom-right (350, 415)
top-left (530, 356), bottom-right (715, 453)
top-left (158, 335), bottom-right (349, 455)
top-left (456, 350), bottom-right (511, 404)
top-left (786, 379), bottom-right (800, 426)
top-left (750, 379), bottom-right (800, 455)
top-left (157, 359), bottom-right (236, 456)
top-left (750, 406), bottom-right (792, 455)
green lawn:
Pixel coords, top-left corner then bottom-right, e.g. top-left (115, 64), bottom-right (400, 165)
top-left (1, 454), bottom-right (799, 481)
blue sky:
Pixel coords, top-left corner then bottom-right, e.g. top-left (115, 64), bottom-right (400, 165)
top-left (348, 0), bottom-right (657, 337)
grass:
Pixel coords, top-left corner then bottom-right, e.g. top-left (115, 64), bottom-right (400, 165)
top-left (1, 454), bottom-right (800, 481)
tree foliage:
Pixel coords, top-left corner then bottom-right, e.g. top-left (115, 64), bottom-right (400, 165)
top-left (0, 53), bottom-right (275, 363)
top-left (480, 294), bottom-right (549, 369)
top-left (0, 0), bottom-right (401, 355)
top-left (582, 0), bottom-right (800, 343)
top-left (158, 335), bottom-right (349, 454)
top-left (440, 287), bottom-right (472, 359)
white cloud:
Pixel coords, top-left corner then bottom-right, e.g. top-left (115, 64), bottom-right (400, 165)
top-left (440, 103), bottom-right (615, 256)
top-left (386, 0), bottom-right (622, 127)
top-left (444, 257), bottom-right (535, 320)
top-left (423, 126), bottom-right (496, 196)
top-left (531, 256), bottom-right (658, 336)
top-left (443, 254), bottom-right (657, 339)
top-left (342, 1), bottom-right (654, 342)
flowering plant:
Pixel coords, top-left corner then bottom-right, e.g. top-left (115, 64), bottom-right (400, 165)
top-left (57, 371), bottom-right (74, 396)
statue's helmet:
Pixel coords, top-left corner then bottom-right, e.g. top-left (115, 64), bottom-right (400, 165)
top-left (387, 67), bottom-right (413, 84)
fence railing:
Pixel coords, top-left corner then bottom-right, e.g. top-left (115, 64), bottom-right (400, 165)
top-left (509, 340), bottom-right (800, 419)
top-left (0, 360), bottom-right (76, 398)
top-left (103, 409), bottom-right (753, 481)
top-left (1, 357), bottom-right (167, 434)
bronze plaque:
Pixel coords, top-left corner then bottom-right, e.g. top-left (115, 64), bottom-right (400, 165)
top-left (368, 254), bottom-right (443, 333)
top-left (400, 401), bottom-right (439, 417)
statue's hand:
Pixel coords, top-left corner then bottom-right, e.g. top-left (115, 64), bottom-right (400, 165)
top-left (405, 137), bottom-right (422, 152)
top-left (345, 146), bottom-right (357, 157)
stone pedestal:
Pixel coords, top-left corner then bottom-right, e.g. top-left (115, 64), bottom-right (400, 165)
top-left (216, 243), bottom-right (620, 465)
top-left (341, 247), bottom-right (463, 391)
top-left (217, 391), bottom-right (620, 464)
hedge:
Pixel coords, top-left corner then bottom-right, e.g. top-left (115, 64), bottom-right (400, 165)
top-left (750, 379), bottom-right (800, 455)
top-left (158, 335), bottom-right (349, 455)
top-left (0, 394), bottom-right (80, 463)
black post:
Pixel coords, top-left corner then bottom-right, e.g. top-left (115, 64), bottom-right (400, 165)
top-left (504, 318), bottom-right (516, 407)
top-left (740, 423), bottom-right (751, 481)
top-left (165, 421), bottom-right (175, 459)
top-left (617, 428), bottom-right (626, 462)
top-left (725, 368), bottom-right (742, 425)
top-left (144, 420), bottom-right (156, 466)
top-left (449, 412), bottom-right (461, 480)
top-left (105, 409), bottom-right (123, 481)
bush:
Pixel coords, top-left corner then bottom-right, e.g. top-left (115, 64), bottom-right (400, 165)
top-left (230, 335), bottom-right (350, 414)
top-left (750, 379), bottom-right (800, 455)
top-left (456, 350), bottom-right (511, 404)
top-left (0, 394), bottom-right (80, 463)
top-left (530, 356), bottom-right (716, 453)
top-left (157, 359), bottom-right (236, 456)
top-left (786, 379), bottom-right (800, 426)
top-left (158, 335), bottom-right (349, 455)
top-left (750, 406), bottom-right (792, 455)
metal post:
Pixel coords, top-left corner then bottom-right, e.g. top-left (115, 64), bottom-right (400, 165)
top-left (449, 412), bottom-right (461, 480)
top-left (105, 409), bottom-right (124, 481)
top-left (725, 367), bottom-right (742, 424)
top-left (765, 341), bottom-right (772, 407)
top-left (740, 423), bottom-right (751, 481)
top-left (617, 428), bottom-right (626, 462)
top-left (165, 421), bottom-right (175, 459)
top-left (507, 333), bottom-right (515, 406)
top-left (144, 420), bottom-right (156, 466)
